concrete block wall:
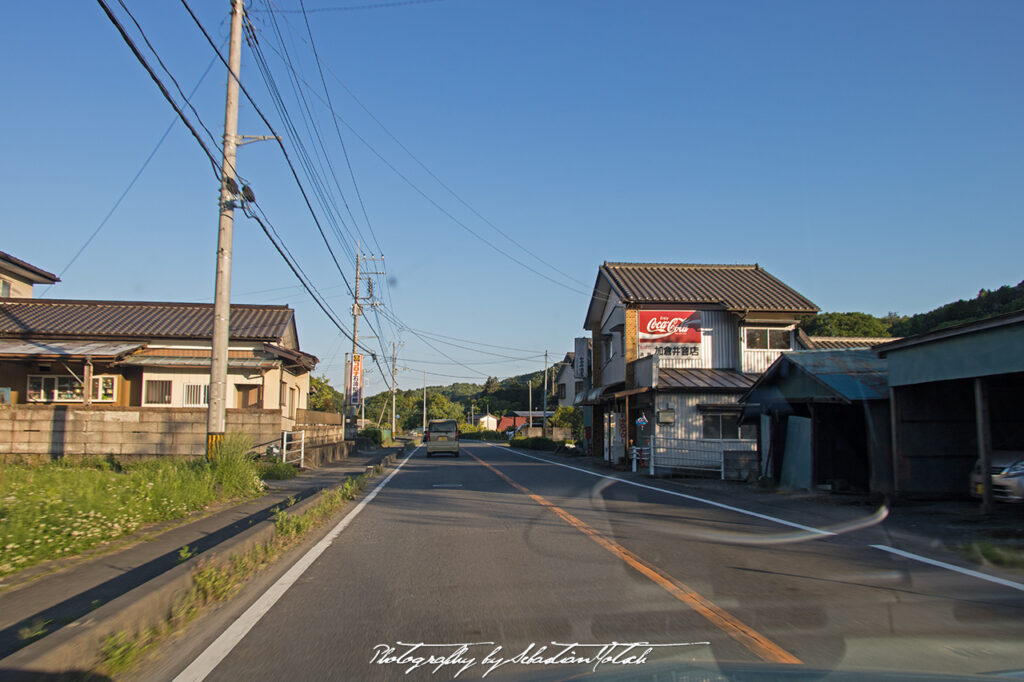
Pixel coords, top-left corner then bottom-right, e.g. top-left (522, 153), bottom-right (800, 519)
top-left (0, 405), bottom-right (289, 461)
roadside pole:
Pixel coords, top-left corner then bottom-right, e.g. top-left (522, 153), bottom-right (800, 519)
top-left (542, 350), bottom-right (548, 437)
top-left (207, 0), bottom-right (244, 459)
top-left (422, 370), bottom-right (426, 432)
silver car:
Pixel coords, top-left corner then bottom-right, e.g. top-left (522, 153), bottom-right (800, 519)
top-left (970, 451), bottom-right (1024, 502)
top-left (425, 419), bottom-right (460, 457)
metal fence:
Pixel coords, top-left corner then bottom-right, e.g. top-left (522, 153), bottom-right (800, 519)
top-left (635, 436), bottom-right (757, 479)
top-left (281, 430), bottom-right (305, 468)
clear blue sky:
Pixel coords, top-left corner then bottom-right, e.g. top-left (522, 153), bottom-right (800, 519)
top-left (2, 0), bottom-right (1022, 397)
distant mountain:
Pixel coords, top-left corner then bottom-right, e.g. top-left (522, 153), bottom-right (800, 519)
top-left (890, 280), bottom-right (1024, 337)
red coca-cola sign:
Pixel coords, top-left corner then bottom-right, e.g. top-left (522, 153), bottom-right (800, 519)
top-left (638, 310), bottom-right (701, 344)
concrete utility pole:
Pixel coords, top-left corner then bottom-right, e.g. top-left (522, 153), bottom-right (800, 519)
top-left (347, 242), bottom-right (385, 439)
top-left (422, 370), bottom-right (427, 432)
top-left (542, 350), bottom-right (549, 436)
top-left (207, 0), bottom-right (244, 459)
top-left (391, 341), bottom-right (398, 435)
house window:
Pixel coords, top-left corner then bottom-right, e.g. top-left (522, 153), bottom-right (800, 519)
top-left (557, 383), bottom-right (566, 399)
top-left (702, 413), bottom-right (756, 440)
top-left (91, 376), bottom-right (117, 402)
top-left (1, 280), bottom-right (10, 298)
top-left (144, 380), bottom-right (172, 405)
top-left (184, 384), bottom-right (209, 407)
top-left (575, 381), bottom-right (584, 394)
top-left (745, 328), bottom-right (791, 350)
top-left (27, 375), bottom-right (92, 402)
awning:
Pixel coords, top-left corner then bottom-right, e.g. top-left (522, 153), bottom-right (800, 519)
top-left (0, 339), bottom-right (145, 359)
top-left (574, 382), bottom-right (625, 406)
top-left (658, 368), bottom-right (757, 391)
top-left (115, 356), bottom-right (273, 369)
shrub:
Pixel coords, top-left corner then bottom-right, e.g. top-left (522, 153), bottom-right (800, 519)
top-left (358, 427), bottom-right (383, 446)
top-left (258, 460), bottom-right (298, 480)
top-left (509, 437), bottom-right (561, 451)
top-left (477, 430), bottom-right (508, 442)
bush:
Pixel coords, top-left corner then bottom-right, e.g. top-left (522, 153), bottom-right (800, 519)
top-left (358, 427), bottom-right (383, 446)
top-left (509, 437), bottom-right (561, 451)
top-left (258, 460), bottom-right (299, 480)
top-left (477, 430), bottom-right (508, 442)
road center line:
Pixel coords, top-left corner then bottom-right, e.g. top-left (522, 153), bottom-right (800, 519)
top-left (173, 449), bottom-right (417, 682)
top-left (466, 450), bottom-right (802, 665)
top-left (480, 442), bottom-right (832, 536)
top-left (482, 443), bottom-right (1024, 594)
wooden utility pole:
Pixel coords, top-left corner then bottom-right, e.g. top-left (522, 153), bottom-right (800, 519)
top-left (207, 0), bottom-right (244, 459)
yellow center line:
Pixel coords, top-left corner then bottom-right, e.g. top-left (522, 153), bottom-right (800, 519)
top-left (467, 450), bottom-right (802, 666)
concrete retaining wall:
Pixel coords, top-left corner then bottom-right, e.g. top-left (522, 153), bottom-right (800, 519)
top-left (1, 405), bottom-right (284, 461)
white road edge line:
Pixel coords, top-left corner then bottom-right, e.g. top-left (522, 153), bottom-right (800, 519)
top-left (476, 443), bottom-right (1024, 593)
top-left (173, 449), bottom-right (417, 682)
top-left (870, 544), bottom-right (1024, 593)
top-left (479, 442), bottom-right (833, 536)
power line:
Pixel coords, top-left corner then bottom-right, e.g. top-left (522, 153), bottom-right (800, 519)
top-left (95, 0), bottom-right (222, 181)
top-left (39, 51), bottom-right (221, 297)
top-left (255, 0), bottom-right (449, 13)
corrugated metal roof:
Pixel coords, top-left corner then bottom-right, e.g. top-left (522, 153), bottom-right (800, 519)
top-left (784, 349), bottom-right (888, 401)
top-left (600, 262), bottom-right (818, 313)
top-left (659, 368), bottom-right (757, 391)
top-left (808, 336), bottom-right (896, 350)
top-left (0, 339), bottom-right (144, 357)
top-left (0, 299), bottom-right (294, 341)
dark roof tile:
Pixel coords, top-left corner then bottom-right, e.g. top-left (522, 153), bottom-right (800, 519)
top-left (0, 299), bottom-right (294, 341)
top-left (601, 262), bottom-right (818, 313)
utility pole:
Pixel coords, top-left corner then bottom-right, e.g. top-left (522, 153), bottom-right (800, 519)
top-left (391, 341), bottom-right (399, 435)
top-left (347, 242), bottom-right (384, 439)
top-left (542, 350), bottom-right (549, 436)
top-left (422, 370), bottom-right (427, 432)
top-left (528, 379), bottom-right (532, 431)
top-left (207, 0), bottom-right (244, 459)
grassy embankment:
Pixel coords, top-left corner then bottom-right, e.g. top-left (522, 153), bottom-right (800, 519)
top-left (0, 435), bottom-right (266, 579)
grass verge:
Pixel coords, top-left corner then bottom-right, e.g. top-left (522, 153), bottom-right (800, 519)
top-left (0, 434), bottom-right (265, 579)
top-left (96, 464), bottom-right (384, 677)
top-left (960, 540), bottom-right (1024, 569)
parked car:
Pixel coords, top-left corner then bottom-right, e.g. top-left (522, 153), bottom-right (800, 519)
top-left (424, 419), bottom-right (460, 457)
top-left (970, 451), bottom-right (1024, 502)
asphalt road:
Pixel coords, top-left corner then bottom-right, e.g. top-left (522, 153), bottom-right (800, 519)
top-left (146, 442), bottom-right (1024, 681)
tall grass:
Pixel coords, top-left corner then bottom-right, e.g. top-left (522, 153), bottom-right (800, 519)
top-left (0, 434), bottom-right (264, 578)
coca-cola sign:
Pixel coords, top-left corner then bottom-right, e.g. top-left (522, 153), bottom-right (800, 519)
top-left (638, 310), bottom-right (701, 345)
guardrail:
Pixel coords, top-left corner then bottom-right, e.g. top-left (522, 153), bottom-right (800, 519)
top-left (281, 430), bottom-right (305, 468)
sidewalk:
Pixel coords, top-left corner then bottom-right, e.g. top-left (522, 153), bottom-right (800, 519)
top-left (0, 447), bottom-right (400, 666)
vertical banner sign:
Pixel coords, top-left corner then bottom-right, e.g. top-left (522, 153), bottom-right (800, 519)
top-left (637, 311), bottom-right (702, 357)
top-left (350, 354), bottom-right (363, 406)
top-left (574, 337), bottom-right (590, 379)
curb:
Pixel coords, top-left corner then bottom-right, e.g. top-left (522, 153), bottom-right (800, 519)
top-left (0, 456), bottom-right (396, 677)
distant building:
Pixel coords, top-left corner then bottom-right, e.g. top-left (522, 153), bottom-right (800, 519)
top-left (470, 413), bottom-right (498, 431)
top-left (0, 250), bottom-right (59, 298)
top-left (553, 351), bottom-right (580, 408)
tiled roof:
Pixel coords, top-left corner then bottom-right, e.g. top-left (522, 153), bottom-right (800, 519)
top-left (808, 336), bottom-right (896, 350)
top-left (0, 299), bottom-right (294, 341)
top-left (659, 368), bottom-right (757, 391)
top-left (600, 262), bottom-right (818, 313)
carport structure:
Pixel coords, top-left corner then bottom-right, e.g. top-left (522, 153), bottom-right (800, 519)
top-left (875, 311), bottom-right (1024, 508)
